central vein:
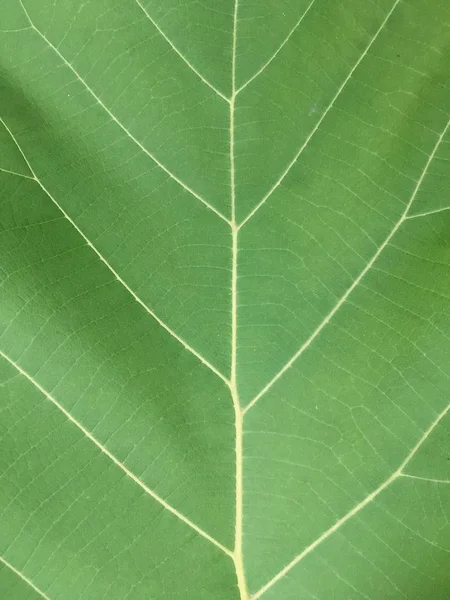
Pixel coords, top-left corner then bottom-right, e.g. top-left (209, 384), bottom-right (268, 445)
top-left (230, 1), bottom-right (248, 598)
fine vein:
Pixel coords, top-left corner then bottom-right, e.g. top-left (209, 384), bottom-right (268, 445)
top-left (134, 0), bottom-right (229, 101)
top-left (238, 0), bottom-right (401, 229)
top-left (0, 116), bottom-right (228, 386)
top-left (230, 1), bottom-right (249, 598)
top-left (252, 401), bottom-right (450, 599)
top-left (245, 118), bottom-right (449, 413)
top-left (0, 556), bottom-right (51, 600)
top-left (400, 474), bottom-right (450, 484)
top-left (0, 350), bottom-right (232, 558)
top-left (18, 0), bottom-right (229, 225)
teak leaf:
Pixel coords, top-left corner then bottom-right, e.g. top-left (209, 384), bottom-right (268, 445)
top-left (1, 0), bottom-right (449, 599)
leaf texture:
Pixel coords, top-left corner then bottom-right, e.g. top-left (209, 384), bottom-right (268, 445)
top-left (0, 0), bottom-right (449, 599)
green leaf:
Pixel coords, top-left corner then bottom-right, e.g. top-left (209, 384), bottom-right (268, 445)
top-left (1, 0), bottom-right (449, 599)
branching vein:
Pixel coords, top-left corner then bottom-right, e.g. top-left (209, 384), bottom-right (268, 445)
top-left (17, 0), bottom-right (229, 225)
top-left (235, 0), bottom-right (317, 95)
top-left (0, 166), bottom-right (34, 180)
top-left (406, 206), bottom-right (450, 219)
top-left (238, 0), bottom-right (401, 229)
top-left (252, 401), bottom-right (450, 599)
top-left (0, 116), bottom-right (228, 386)
top-left (400, 474), bottom-right (450, 484)
top-left (245, 118), bottom-right (449, 413)
top-left (0, 556), bottom-right (51, 600)
top-left (134, 0), bottom-right (230, 101)
top-left (0, 350), bottom-right (233, 558)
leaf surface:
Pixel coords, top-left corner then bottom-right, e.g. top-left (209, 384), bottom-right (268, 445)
top-left (0, 0), bottom-right (449, 599)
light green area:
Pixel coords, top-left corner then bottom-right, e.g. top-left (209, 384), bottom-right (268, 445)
top-left (0, 0), bottom-right (449, 599)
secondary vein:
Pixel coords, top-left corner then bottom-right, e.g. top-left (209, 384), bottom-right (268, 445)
top-left (0, 116), bottom-right (229, 386)
top-left (235, 0), bottom-right (317, 95)
top-left (0, 556), bottom-right (51, 600)
top-left (252, 401), bottom-right (450, 599)
top-left (238, 0), bottom-right (401, 229)
top-left (245, 118), bottom-right (449, 413)
top-left (134, 0), bottom-right (230, 102)
top-left (0, 350), bottom-right (233, 558)
top-left (17, 0), bottom-right (230, 225)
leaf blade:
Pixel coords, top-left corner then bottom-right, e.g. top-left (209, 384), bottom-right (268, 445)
top-left (1, 0), bottom-right (449, 598)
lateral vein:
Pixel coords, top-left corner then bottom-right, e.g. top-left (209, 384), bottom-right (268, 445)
top-left (0, 350), bottom-right (233, 558)
top-left (252, 402), bottom-right (450, 599)
top-left (0, 166), bottom-right (34, 180)
top-left (235, 0), bottom-right (317, 95)
top-left (0, 116), bottom-right (229, 385)
top-left (17, 0), bottom-right (230, 225)
top-left (0, 556), bottom-right (51, 600)
top-left (245, 118), bottom-right (449, 413)
top-left (238, 0), bottom-right (401, 229)
top-left (134, 0), bottom-right (230, 102)
top-left (400, 474), bottom-right (450, 484)
top-left (406, 206), bottom-right (450, 219)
